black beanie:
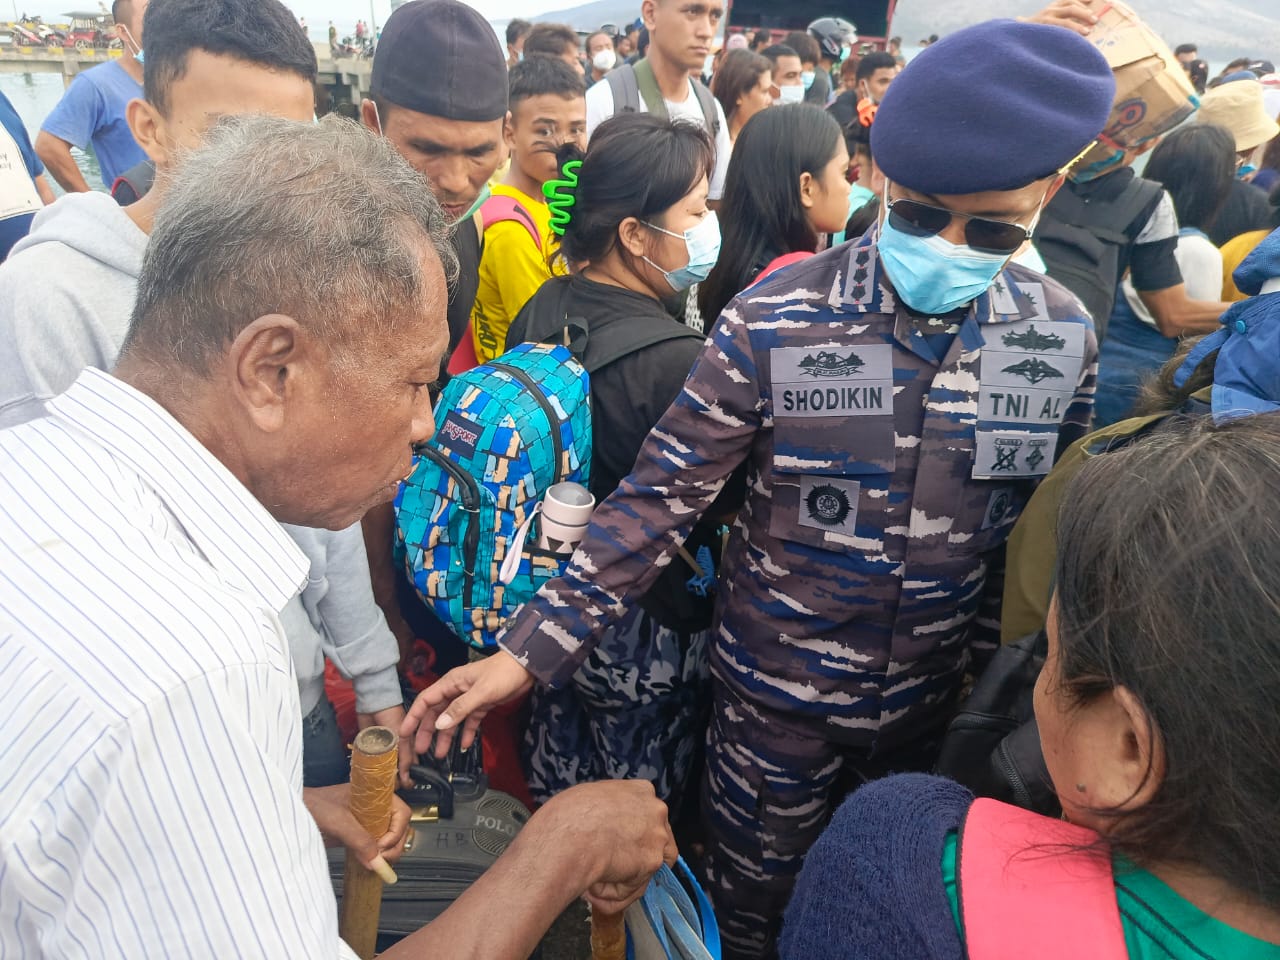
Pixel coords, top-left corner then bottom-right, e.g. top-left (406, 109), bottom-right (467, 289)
top-left (371, 0), bottom-right (508, 121)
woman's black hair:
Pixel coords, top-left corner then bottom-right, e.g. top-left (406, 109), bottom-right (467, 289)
top-left (552, 113), bottom-right (714, 271)
top-left (698, 104), bottom-right (843, 322)
top-left (1052, 413), bottom-right (1280, 908)
top-left (711, 49), bottom-right (773, 127)
top-left (1142, 124), bottom-right (1235, 234)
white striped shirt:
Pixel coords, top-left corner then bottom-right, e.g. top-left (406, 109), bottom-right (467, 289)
top-left (0, 368), bottom-right (359, 959)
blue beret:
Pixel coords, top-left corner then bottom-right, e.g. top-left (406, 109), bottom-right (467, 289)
top-left (871, 20), bottom-right (1116, 194)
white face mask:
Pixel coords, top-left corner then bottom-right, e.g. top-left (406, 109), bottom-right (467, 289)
top-left (776, 83), bottom-right (805, 105)
top-left (593, 48), bottom-right (617, 72)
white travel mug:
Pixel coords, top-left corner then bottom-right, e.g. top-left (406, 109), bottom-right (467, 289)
top-left (537, 481), bottom-right (596, 554)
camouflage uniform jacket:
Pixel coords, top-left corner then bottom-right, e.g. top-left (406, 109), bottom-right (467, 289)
top-left (500, 232), bottom-right (1097, 749)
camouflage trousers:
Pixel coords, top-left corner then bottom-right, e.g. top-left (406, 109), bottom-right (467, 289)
top-left (702, 681), bottom-right (945, 960)
top-left (522, 602), bottom-right (712, 809)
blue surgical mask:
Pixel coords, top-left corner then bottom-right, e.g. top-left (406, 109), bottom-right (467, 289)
top-left (877, 196), bottom-right (1013, 315)
top-left (777, 83), bottom-right (805, 105)
top-left (1239, 163), bottom-right (1258, 179)
top-left (801, 70), bottom-right (816, 91)
top-left (1069, 144), bottom-right (1125, 183)
top-left (642, 212), bottom-right (721, 292)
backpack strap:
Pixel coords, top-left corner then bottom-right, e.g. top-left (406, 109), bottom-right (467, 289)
top-left (1118, 176), bottom-right (1166, 242)
top-left (513, 276), bottom-right (704, 375)
top-left (480, 194), bottom-right (542, 252)
top-left (606, 62), bottom-right (644, 116)
top-left (577, 322), bottom-right (704, 374)
top-left (110, 158), bottom-right (156, 206)
top-left (691, 78), bottom-right (722, 138)
top-left (632, 58), bottom-right (670, 120)
top-left (959, 798), bottom-right (1126, 960)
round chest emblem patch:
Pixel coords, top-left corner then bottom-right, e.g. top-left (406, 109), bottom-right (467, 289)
top-left (805, 483), bottom-right (852, 527)
top-left (988, 490), bottom-right (1012, 526)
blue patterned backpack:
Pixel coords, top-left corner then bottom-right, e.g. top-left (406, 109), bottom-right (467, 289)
top-left (395, 278), bottom-right (705, 651)
top-left (394, 342), bottom-right (592, 651)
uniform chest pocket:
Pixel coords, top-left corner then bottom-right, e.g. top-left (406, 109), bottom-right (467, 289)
top-left (945, 481), bottom-right (1031, 557)
top-left (768, 345), bottom-right (897, 555)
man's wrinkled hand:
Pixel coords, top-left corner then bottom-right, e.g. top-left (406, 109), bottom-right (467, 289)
top-left (303, 783), bottom-right (412, 877)
top-left (534, 780), bottom-right (677, 914)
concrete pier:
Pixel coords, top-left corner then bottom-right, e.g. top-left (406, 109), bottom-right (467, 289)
top-left (0, 45), bottom-right (372, 105)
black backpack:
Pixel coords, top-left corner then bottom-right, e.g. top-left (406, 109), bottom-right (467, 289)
top-left (1036, 171), bottom-right (1164, 341)
top-left (606, 59), bottom-right (722, 139)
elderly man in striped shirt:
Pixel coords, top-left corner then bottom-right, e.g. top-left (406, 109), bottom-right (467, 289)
top-left (0, 114), bottom-right (674, 959)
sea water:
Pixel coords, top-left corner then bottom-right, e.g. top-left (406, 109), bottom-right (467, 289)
top-left (0, 72), bottom-right (105, 194)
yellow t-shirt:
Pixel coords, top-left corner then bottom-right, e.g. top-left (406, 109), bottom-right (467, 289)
top-left (1221, 229), bottom-right (1271, 301)
top-left (471, 183), bottom-right (560, 362)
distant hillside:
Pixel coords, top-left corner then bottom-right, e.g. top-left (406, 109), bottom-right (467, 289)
top-left (506, 0), bottom-right (1280, 65)
top-left (889, 0), bottom-right (1280, 66)
top-left (525, 0), bottom-right (636, 30)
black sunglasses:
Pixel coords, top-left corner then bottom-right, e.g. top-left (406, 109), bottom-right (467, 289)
top-left (886, 196), bottom-right (1033, 255)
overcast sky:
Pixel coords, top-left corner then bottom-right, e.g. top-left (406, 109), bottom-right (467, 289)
top-left (8, 0), bottom-right (541, 28)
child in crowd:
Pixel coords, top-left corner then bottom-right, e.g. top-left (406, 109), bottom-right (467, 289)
top-left (470, 56), bottom-right (586, 362)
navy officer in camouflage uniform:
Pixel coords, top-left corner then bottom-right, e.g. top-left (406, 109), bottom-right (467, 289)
top-left (403, 19), bottom-right (1116, 959)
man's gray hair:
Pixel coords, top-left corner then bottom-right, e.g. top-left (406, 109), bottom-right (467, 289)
top-left (124, 114), bottom-right (458, 373)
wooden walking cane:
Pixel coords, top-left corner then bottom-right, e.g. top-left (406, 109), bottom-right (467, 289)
top-left (590, 906), bottom-right (627, 960)
top-left (339, 726), bottom-right (399, 959)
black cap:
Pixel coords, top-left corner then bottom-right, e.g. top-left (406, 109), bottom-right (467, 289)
top-left (371, 0), bottom-right (508, 121)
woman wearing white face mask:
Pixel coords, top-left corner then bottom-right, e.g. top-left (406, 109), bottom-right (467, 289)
top-left (504, 113), bottom-right (737, 816)
top-left (584, 29), bottom-right (617, 87)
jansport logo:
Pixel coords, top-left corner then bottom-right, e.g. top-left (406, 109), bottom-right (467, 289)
top-left (1001, 325), bottom-right (1066, 352)
top-left (1002, 358), bottom-right (1064, 385)
top-left (799, 351), bottom-right (864, 378)
top-left (438, 412), bottom-right (481, 458)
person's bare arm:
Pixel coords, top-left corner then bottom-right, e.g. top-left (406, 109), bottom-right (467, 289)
top-left (34, 173), bottom-right (56, 205)
top-left (380, 780), bottom-right (676, 960)
top-left (34, 131), bottom-right (91, 193)
top-left (1136, 284), bottom-right (1232, 337)
top-left (361, 501), bottom-right (415, 661)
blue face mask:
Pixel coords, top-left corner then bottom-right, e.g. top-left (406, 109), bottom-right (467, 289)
top-left (1069, 145), bottom-right (1125, 184)
top-left (877, 197), bottom-right (1014, 315)
top-left (1239, 163), bottom-right (1258, 179)
top-left (801, 70), bottom-right (816, 91)
top-left (643, 212), bottom-right (721, 292)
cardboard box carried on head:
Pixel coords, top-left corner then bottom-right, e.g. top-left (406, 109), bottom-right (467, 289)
top-left (1071, 0), bottom-right (1198, 178)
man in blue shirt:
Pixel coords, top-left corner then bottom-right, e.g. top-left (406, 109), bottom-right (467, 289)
top-left (0, 90), bottom-right (54, 258)
top-left (35, 0), bottom-right (147, 191)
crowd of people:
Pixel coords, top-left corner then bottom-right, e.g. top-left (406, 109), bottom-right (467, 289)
top-left (1, 0), bottom-right (1280, 958)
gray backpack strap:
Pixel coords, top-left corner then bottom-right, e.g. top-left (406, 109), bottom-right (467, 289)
top-left (606, 63), bottom-right (643, 116)
top-left (691, 79), bottom-right (721, 138)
